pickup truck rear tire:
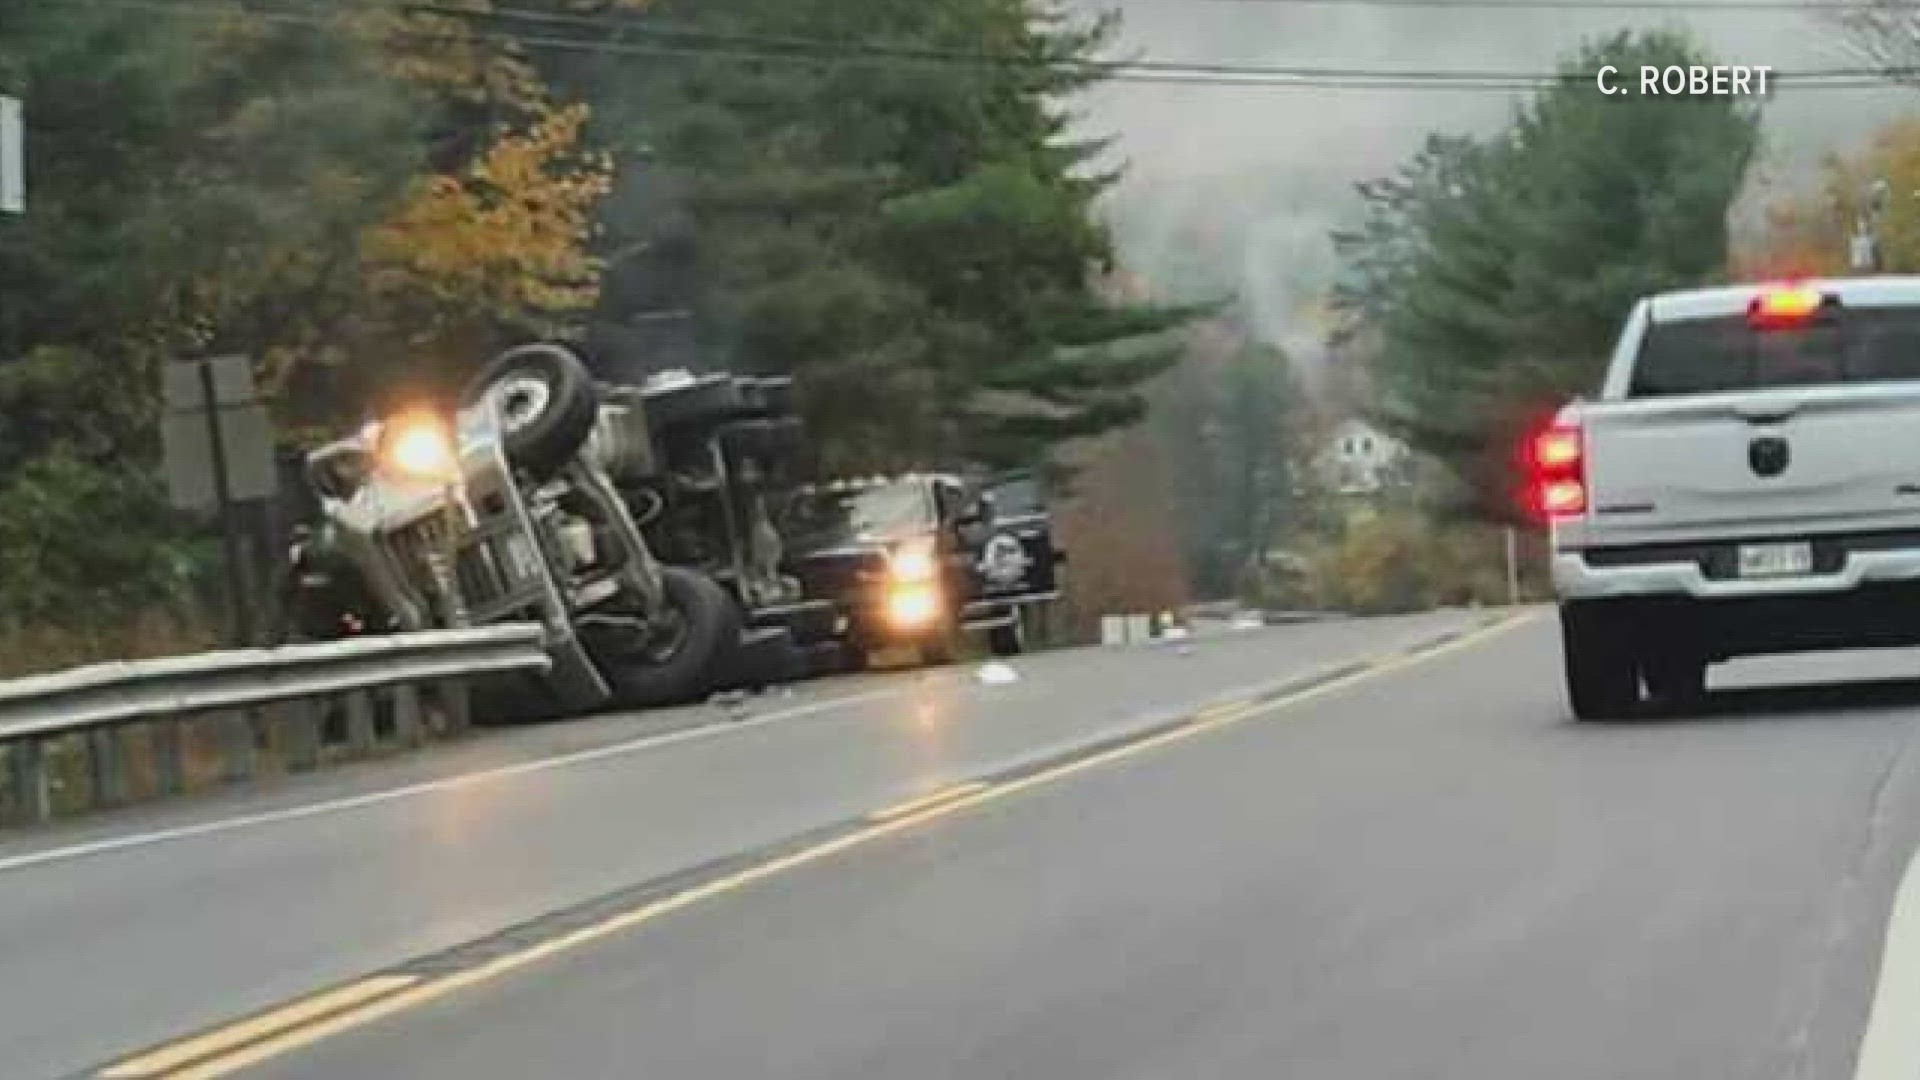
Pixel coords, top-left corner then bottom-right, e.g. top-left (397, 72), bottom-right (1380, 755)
top-left (1643, 653), bottom-right (1707, 708)
top-left (1561, 602), bottom-right (1640, 720)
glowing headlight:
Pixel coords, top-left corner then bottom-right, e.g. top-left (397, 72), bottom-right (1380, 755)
top-left (889, 538), bottom-right (939, 584)
top-left (380, 413), bottom-right (458, 482)
top-left (885, 583), bottom-right (942, 629)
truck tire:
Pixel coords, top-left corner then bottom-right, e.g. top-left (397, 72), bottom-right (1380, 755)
top-left (465, 342), bottom-right (600, 479)
top-left (1643, 653), bottom-right (1707, 710)
top-left (604, 567), bottom-right (740, 709)
top-left (1561, 602), bottom-right (1640, 721)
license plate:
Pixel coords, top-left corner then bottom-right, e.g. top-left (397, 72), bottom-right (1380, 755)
top-left (1737, 541), bottom-right (1812, 578)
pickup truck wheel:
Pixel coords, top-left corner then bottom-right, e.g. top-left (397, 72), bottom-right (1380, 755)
top-left (604, 568), bottom-right (740, 709)
top-left (1561, 603), bottom-right (1640, 721)
top-left (465, 342), bottom-right (600, 479)
top-left (1643, 654), bottom-right (1707, 708)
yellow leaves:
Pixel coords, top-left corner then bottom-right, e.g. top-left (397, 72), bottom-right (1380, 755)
top-left (345, 1), bottom-right (546, 113)
top-left (352, 0), bottom-right (651, 114)
top-left (1738, 115), bottom-right (1920, 279)
top-left (363, 102), bottom-right (613, 317)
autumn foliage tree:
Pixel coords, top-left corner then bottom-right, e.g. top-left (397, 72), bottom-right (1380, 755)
top-left (1736, 117), bottom-right (1920, 281)
top-left (0, 0), bottom-right (621, 638)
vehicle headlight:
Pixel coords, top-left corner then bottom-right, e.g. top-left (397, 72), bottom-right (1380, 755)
top-left (889, 538), bottom-right (939, 584)
top-left (885, 583), bottom-right (942, 629)
top-left (378, 412), bottom-right (458, 483)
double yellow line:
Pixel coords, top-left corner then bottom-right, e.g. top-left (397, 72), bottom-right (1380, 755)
top-left (100, 611), bottom-right (1535, 1079)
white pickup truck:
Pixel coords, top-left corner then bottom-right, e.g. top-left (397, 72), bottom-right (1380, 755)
top-left (1546, 276), bottom-right (1920, 719)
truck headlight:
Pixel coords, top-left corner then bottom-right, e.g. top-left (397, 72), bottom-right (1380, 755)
top-left (379, 412), bottom-right (458, 483)
top-left (886, 583), bottom-right (942, 629)
top-left (889, 538), bottom-right (939, 584)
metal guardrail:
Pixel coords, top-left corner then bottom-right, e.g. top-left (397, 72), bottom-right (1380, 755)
top-left (0, 625), bottom-right (551, 826)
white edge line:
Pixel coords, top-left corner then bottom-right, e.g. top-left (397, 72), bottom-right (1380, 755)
top-left (0, 612), bottom-right (1512, 877)
top-left (0, 688), bottom-right (900, 876)
top-left (1852, 844), bottom-right (1920, 1080)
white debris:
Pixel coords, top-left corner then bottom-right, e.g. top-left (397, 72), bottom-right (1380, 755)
top-left (976, 661), bottom-right (1020, 686)
top-left (1160, 625), bottom-right (1191, 642)
top-left (1230, 613), bottom-right (1264, 632)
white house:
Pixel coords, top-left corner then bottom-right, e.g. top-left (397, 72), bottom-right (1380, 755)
top-left (1317, 417), bottom-right (1408, 496)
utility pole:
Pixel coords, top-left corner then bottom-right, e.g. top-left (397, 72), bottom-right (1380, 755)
top-left (1851, 179), bottom-right (1890, 273)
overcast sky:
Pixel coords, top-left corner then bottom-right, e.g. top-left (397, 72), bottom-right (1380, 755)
top-left (1067, 0), bottom-right (1917, 372)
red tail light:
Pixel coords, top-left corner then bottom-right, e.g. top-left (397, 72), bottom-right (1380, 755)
top-left (1527, 422), bottom-right (1587, 520)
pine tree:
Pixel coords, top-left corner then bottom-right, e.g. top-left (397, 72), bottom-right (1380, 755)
top-left (1333, 30), bottom-right (1758, 514)
top-left (537, 0), bottom-right (1192, 470)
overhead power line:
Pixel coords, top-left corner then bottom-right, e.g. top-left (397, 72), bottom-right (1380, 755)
top-left (1202, 0), bottom-right (1907, 10)
top-left (36, 0), bottom-right (1920, 92)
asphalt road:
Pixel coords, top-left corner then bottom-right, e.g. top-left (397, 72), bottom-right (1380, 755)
top-left (0, 609), bottom-right (1482, 1079)
top-left (229, 615), bottom-right (1920, 1080)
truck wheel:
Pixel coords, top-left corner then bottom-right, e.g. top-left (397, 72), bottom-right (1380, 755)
top-left (605, 567), bottom-right (740, 709)
top-left (1643, 653), bottom-right (1707, 710)
top-left (987, 611), bottom-right (1026, 657)
top-left (465, 342), bottom-right (600, 479)
top-left (1561, 602), bottom-right (1640, 721)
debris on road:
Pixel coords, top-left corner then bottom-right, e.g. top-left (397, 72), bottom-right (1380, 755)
top-left (976, 661), bottom-right (1020, 686)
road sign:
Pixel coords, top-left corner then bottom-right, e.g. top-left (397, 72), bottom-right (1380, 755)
top-left (161, 355), bottom-right (277, 512)
top-left (161, 356), bottom-right (279, 646)
top-left (1, 96), bottom-right (22, 214)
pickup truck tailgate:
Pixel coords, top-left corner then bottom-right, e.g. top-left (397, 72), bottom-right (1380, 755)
top-left (1579, 384), bottom-right (1920, 545)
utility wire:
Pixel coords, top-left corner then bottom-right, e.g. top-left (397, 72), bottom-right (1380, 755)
top-left (34, 0), bottom-right (1920, 91)
top-left (1200, 0), bottom-right (1911, 10)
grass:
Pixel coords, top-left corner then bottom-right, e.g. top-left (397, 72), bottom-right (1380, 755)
top-left (0, 611), bottom-right (220, 680)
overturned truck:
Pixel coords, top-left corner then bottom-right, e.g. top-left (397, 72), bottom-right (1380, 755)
top-left (283, 342), bottom-right (837, 715)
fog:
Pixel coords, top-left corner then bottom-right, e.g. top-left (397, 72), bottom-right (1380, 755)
top-left (1071, 0), bottom-right (1918, 383)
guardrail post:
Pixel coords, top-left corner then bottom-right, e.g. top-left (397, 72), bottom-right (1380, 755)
top-left (435, 679), bottom-right (471, 737)
top-left (7, 739), bottom-right (51, 825)
top-left (345, 690), bottom-right (376, 755)
top-left (392, 684), bottom-right (422, 748)
top-left (219, 709), bottom-right (258, 784)
top-left (87, 728), bottom-right (127, 808)
top-left (284, 698), bottom-right (321, 773)
top-left (154, 718), bottom-right (184, 797)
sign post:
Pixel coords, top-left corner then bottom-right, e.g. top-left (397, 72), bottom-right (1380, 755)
top-left (162, 356), bottom-right (278, 646)
top-left (1, 95), bottom-right (23, 215)
top-left (1505, 525), bottom-right (1521, 606)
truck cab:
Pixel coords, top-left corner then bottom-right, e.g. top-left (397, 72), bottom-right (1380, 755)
top-left (1547, 276), bottom-right (1920, 718)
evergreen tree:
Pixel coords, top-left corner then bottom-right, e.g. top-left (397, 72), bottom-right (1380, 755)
top-left (1333, 30), bottom-right (1758, 513)
top-left (538, 0), bottom-right (1192, 470)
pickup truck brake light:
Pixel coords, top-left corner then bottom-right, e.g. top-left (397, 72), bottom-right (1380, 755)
top-left (1528, 423), bottom-right (1587, 520)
